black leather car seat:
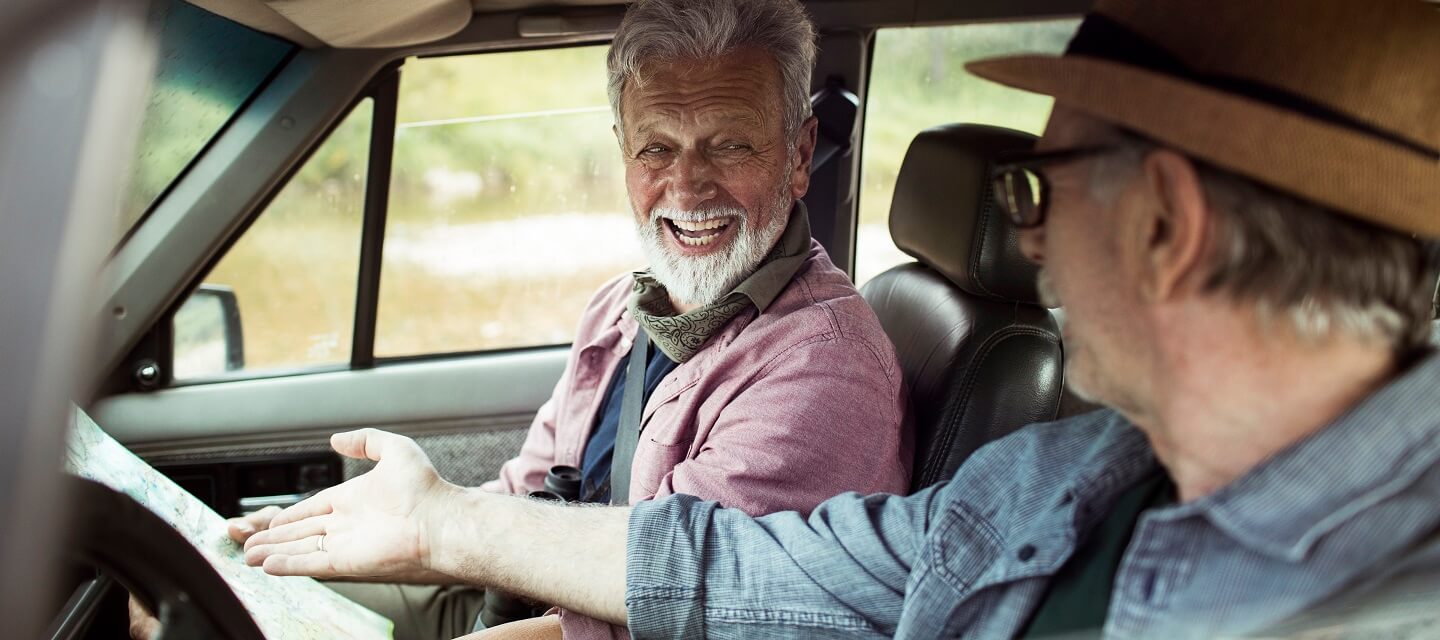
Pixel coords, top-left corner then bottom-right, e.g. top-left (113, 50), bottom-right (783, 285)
top-left (860, 123), bottom-right (1065, 492)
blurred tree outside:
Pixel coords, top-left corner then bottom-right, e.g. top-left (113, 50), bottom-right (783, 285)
top-left (175, 100), bottom-right (371, 377)
top-left (387, 46), bottom-right (629, 225)
top-left (375, 46), bottom-right (642, 358)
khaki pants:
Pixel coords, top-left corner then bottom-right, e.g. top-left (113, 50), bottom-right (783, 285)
top-left (323, 581), bottom-right (487, 640)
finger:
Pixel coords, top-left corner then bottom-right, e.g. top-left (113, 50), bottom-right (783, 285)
top-left (127, 594), bottom-right (161, 640)
top-left (330, 428), bottom-right (420, 463)
top-left (227, 505), bottom-right (282, 543)
top-left (244, 534), bottom-right (326, 567)
top-left (245, 513), bottom-right (330, 550)
top-left (261, 551), bottom-right (336, 577)
top-left (267, 488), bottom-right (337, 529)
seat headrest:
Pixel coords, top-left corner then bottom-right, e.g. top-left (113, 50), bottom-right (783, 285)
top-left (889, 124), bottom-right (1041, 304)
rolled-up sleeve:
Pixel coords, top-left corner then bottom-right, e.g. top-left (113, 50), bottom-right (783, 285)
top-left (626, 484), bottom-right (946, 639)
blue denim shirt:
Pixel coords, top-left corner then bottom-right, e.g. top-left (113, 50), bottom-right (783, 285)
top-left (625, 352), bottom-right (1440, 638)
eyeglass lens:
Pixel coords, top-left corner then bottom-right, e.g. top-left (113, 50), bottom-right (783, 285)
top-left (994, 168), bottom-right (1044, 227)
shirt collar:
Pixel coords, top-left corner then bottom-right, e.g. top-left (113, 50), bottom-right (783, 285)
top-left (729, 201), bottom-right (811, 314)
top-left (626, 201), bottom-right (811, 362)
top-left (1168, 350), bottom-right (1440, 561)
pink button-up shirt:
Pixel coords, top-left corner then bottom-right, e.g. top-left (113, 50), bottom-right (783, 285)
top-left (481, 240), bottom-right (912, 638)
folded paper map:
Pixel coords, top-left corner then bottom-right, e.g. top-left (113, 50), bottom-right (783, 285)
top-left (64, 408), bottom-right (394, 639)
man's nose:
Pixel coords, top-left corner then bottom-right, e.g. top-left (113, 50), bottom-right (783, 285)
top-left (669, 151), bottom-right (718, 210)
top-left (1018, 224), bottom-right (1045, 265)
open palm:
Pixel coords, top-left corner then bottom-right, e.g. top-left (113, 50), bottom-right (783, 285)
top-left (244, 428), bottom-right (456, 579)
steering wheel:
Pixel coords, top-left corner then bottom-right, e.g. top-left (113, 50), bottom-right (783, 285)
top-left (45, 476), bottom-right (264, 640)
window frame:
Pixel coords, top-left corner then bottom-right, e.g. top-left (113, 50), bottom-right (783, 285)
top-left (157, 65), bottom-right (397, 387)
top-left (349, 66), bottom-right (399, 371)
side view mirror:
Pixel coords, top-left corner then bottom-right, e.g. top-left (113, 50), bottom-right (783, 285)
top-left (172, 284), bottom-right (245, 380)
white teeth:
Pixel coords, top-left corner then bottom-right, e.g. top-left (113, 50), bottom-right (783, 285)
top-left (671, 218), bottom-right (730, 232)
top-left (679, 233), bottom-right (718, 247)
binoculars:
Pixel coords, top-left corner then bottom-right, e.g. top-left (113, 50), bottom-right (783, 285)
top-left (525, 464), bottom-right (583, 503)
top-left (478, 465), bottom-right (582, 630)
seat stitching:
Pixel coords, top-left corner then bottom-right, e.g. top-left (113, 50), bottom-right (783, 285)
top-left (967, 165), bottom-right (1002, 300)
top-left (919, 325), bottom-right (1060, 487)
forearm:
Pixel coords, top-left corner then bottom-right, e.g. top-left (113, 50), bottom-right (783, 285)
top-left (429, 487), bottom-right (631, 625)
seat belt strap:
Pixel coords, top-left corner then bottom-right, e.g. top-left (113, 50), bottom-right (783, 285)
top-left (611, 329), bottom-right (649, 506)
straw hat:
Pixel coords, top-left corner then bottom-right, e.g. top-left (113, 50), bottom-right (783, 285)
top-left (966, 0), bottom-right (1440, 238)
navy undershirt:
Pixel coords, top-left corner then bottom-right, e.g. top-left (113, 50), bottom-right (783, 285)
top-left (579, 342), bottom-right (678, 503)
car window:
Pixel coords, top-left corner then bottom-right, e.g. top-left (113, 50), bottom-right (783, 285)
top-left (118, 0), bottom-right (295, 249)
top-left (854, 19), bottom-right (1080, 285)
top-left (167, 44), bottom-right (648, 383)
top-left (171, 99), bottom-right (372, 380)
top-left (375, 46), bottom-right (641, 358)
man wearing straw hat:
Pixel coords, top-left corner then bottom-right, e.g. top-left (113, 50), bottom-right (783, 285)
top-left (246, 0), bottom-right (1440, 636)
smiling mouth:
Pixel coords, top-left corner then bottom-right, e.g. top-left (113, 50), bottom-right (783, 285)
top-left (665, 217), bottom-right (734, 248)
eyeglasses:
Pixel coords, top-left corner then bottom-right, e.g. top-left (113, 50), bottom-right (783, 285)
top-left (991, 146), bottom-right (1116, 228)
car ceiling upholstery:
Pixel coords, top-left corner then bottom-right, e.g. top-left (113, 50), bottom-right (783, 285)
top-left (185, 0), bottom-right (1052, 49)
top-left (186, 0), bottom-right (638, 48)
top-left (187, 0), bottom-right (478, 48)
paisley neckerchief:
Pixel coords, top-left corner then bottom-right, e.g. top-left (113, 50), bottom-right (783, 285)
top-left (628, 202), bottom-right (811, 362)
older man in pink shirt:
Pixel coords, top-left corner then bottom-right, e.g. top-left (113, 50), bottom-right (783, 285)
top-left (484, 204), bottom-right (909, 514)
top-left (184, 1), bottom-right (911, 640)
top-left (470, 0), bottom-right (912, 635)
top-left (489, 194), bottom-right (911, 636)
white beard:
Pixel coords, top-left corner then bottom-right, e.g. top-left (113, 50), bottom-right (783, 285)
top-left (636, 193), bottom-right (791, 308)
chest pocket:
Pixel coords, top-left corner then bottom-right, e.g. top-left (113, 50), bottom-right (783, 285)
top-left (629, 379), bottom-right (702, 495)
top-left (898, 503), bottom-right (1009, 636)
top-left (639, 373), bottom-right (702, 443)
top-left (931, 502), bottom-right (1006, 591)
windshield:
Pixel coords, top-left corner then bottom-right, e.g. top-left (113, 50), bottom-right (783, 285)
top-left (116, 0), bottom-right (295, 249)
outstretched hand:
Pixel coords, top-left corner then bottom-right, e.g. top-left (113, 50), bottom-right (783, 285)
top-left (243, 428), bottom-right (457, 580)
top-left (227, 505), bottom-right (282, 545)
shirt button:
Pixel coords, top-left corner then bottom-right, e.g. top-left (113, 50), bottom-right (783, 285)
top-left (1017, 545), bottom-right (1037, 562)
top-left (1059, 492), bottom-right (1074, 506)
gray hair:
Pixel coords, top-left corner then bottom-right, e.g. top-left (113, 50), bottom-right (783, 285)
top-left (607, 0), bottom-right (817, 140)
top-left (1090, 130), bottom-right (1439, 352)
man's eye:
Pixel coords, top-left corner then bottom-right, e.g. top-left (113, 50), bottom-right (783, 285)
top-left (640, 145), bottom-right (668, 156)
top-left (720, 143), bottom-right (750, 151)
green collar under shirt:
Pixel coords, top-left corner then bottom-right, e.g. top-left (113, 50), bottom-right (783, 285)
top-left (1020, 471), bottom-right (1176, 639)
top-left (628, 202), bottom-right (811, 363)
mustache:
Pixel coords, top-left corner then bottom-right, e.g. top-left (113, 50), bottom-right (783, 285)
top-left (649, 206), bottom-right (746, 224)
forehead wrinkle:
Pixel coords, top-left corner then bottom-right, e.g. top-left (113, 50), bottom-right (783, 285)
top-left (646, 95), bottom-right (765, 126)
top-left (624, 49), bottom-right (783, 137)
top-left (628, 96), bottom-right (772, 145)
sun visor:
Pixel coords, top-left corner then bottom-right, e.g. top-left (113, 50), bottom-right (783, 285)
top-left (186, 0), bottom-right (473, 48)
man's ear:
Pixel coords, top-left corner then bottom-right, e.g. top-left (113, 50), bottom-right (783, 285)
top-left (1135, 149), bottom-right (1211, 301)
top-left (788, 117), bottom-right (819, 199)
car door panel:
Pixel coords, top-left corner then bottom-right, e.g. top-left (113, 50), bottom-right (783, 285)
top-left (92, 347), bottom-right (565, 500)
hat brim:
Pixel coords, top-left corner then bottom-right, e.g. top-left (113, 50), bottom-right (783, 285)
top-left (966, 55), bottom-right (1440, 237)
